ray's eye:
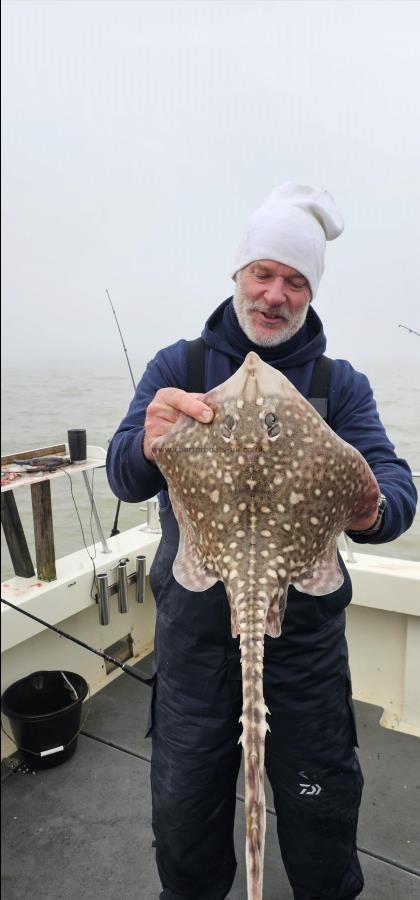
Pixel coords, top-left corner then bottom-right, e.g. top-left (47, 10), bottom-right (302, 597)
top-left (264, 412), bottom-right (281, 439)
top-left (221, 413), bottom-right (236, 442)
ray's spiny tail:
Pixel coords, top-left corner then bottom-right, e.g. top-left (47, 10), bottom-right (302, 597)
top-left (238, 619), bottom-right (269, 899)
top-left (235, 500), bottom-right (270, 900)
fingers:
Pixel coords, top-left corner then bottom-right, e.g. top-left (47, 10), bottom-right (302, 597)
top-left (142, 388), bottom-right (213, 461)
top-left (157, 388), bottom-right (213, 422)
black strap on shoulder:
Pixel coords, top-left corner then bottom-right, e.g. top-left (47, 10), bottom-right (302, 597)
top-left (308, 355), bottom-right (332, 421)
top-left (187, 340), bottom-right (332, 422)
top-left (187, 337), bottom-right (206, 393)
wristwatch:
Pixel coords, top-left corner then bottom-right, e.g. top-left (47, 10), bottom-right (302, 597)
top-left (352, 493), bottom-right (387, 535)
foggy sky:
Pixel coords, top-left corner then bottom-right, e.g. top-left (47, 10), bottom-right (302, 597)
top-left (2, 0), bottom-right (420, 379)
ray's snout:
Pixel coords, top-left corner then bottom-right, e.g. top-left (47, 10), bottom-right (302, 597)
top-left (241, 353), bottom-right (261, 403)
top-left (244, 351), bottom-right (263, 378)
top-left (213, 349), bottom-right (287, 411)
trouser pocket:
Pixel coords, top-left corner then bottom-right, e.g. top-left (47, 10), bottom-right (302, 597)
top-left (265, 705), bottom-right (364, 897)
top-left (271, 755), bottom-right (364, 896)
top-left (346, 670), bottom-right (360, 748)
top-left (144, 673), bottom-right (157, 739)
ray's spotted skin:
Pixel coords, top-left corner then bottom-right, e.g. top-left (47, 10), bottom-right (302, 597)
top-left (151, 351), bottom-right (380, 900)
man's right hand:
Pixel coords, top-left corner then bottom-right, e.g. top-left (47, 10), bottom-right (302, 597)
top-left (142, 389), bottom-right (214, 461)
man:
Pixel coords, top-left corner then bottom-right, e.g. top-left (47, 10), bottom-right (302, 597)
top-left (107, 182), bottom-right (417, 900)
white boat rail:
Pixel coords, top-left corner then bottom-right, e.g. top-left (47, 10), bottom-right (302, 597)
top-left (1, 473), bottom-right (419, 764)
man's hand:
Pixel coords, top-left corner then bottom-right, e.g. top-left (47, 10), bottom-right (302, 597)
top-left (347, 491), bottom-right (382, 533)
top-left (347, 507), bottom-right (379, 532)
top-left (347, 472), bottom-right (382, 534)
top-left (143, 389), bottom-right (214, 461)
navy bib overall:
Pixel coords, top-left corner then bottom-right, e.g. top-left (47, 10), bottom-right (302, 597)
top-left (148, 351), bottom-right (364, 900)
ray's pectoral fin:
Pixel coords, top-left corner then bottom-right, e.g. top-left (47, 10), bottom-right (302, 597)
top-left (230, 604), bottom-right (239, 639)
top-left (173, 532), bottom-right (217, 592)
top-left (224, 585), bottom-right (240, 638)
top-left (292, 538), bottom-right (343, 597)
top-left (265, 583), bottom-right (288, 638)
top-left (169, 489), bottom-right (218, 592)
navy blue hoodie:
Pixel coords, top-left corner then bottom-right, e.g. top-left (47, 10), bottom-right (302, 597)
top-left (107, 298), bottom-right (417, 544)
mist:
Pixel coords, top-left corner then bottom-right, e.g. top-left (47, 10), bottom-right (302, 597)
top-left (2, 0), bottom-right (420, 381)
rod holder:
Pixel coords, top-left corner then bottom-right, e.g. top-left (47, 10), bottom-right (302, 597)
top-left (136, 555), bottom-right (146, 604)
top-left (117, 560), bottom-right (129, 613)
top-left (97, 573), bottom-right (110, 625)
top-left (342, 532), bottom-right (356, 564)
top-left (146, 498), bottom-right (161, 533)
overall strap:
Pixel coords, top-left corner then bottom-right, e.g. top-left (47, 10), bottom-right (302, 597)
top-left (187, 340), bottom-right (332, 422)
top-left (187, 337), bottom-right (206, 393)
top-left (308, 355), bottom-right (332, 421)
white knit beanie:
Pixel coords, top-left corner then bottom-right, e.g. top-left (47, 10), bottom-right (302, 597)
top-left (233, 181), bottom-right (344, 299)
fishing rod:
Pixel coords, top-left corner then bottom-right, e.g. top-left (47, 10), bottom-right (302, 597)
top-left (1, 598), bottom-right (154, 688)
top-left (106, 289), bottom-right (137, 390)
top-left (398, 324), bottom-right (420, 337)
top-left (105, 289), bottom-right (137, 536)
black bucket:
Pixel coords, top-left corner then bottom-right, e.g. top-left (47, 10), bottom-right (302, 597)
top-left (1, 670), bottom-right (89, 770)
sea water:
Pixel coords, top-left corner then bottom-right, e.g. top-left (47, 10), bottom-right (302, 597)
top-left (1, 359), bottom-right (419, 582)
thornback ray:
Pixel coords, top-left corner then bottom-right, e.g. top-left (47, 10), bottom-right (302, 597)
top-left (151, 351), bottom-right (380, 900)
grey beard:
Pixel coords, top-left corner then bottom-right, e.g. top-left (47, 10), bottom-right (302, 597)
top-left (233, 287), bottom-right (310, 347)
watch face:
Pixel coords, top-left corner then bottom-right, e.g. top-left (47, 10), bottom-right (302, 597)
top-left (378, 494), bottom-right (387, 514)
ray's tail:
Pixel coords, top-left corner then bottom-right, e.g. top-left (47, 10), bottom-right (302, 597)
top-left (238, 600), bottom-right (270, 900)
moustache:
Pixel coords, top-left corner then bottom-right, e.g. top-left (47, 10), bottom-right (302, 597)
top-left (248, 306), bottom-right (290, 322)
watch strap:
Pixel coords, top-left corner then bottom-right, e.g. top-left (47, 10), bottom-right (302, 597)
top-left (348, 494), bottom-right (387, 536)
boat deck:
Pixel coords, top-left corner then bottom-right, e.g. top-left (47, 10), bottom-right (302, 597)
top-left (2, 654), bottom-right (419, 900)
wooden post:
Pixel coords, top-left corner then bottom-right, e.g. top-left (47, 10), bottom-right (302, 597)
top-left (1, 491), bottom-right (36, 578)
top-left (31, 481), bottom-right (57, 581)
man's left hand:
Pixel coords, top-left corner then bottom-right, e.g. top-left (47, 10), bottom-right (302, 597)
top-left (347, 507), bottom-right (380, 532)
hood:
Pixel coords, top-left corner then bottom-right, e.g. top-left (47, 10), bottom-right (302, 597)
top-left (201, 297), bottom-right (327, 368)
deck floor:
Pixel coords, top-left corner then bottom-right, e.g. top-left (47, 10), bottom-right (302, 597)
top-left (2, 654), bottom-right (419, 900)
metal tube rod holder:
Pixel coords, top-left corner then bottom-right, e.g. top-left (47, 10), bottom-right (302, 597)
top-left (117, 560), bottom-right (129, 613)
top-left (146, 498), bottom-right (161, 533)
top-left (82, 470), bottom-right (111, 553)
top-left (342, 532), bottom-right (356, 564)
top-left (97, 573), bottom-right (110, 625)
top-left (136, 555), bottom-right (146, 604)
top-left (139, 497), bottom-right (161, 533)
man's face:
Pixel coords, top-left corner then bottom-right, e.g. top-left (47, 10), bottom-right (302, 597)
top-left (233, 260), bottom-right (311, 347)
